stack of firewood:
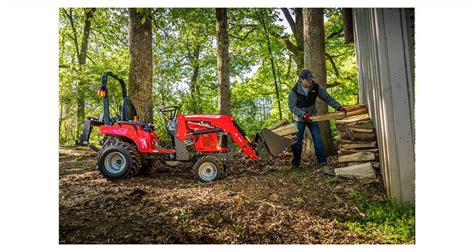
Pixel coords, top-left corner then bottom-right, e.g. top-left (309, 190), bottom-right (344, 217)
top-left (335, 104), bottom-right (379, 169)
top-left (265, 104), bottom-right (379, 178)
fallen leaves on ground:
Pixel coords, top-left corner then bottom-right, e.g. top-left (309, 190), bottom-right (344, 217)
top-left (59, 148), bottom-right (386, 244)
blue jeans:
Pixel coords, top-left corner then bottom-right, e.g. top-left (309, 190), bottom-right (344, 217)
top-left (292, 121), bottom-right (327, 166)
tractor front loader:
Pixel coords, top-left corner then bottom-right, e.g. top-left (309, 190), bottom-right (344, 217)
top-left (78, 72), bottom-right (292, 182)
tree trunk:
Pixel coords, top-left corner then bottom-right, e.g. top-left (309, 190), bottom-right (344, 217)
top-left (189, 44), bottom-right (201, 113)
top-left (260, 11), bottom-right (282, 120)
top-left (281, 8), bottom-right (304, 71)
top-left (65, 8), bottom-right (95, 139)
top-left (216, 8), bottom-right (231, 115)
top-left (294, 8), bottom-right (304, 69)
top-left (128, 8), bottom-right (153, 123)
top-left (59, 102), bottom-right (64, 143)
top-left (303, 8), bottom-right (336, 158)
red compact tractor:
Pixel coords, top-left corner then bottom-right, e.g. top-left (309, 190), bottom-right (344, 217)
top-left (78, 72), bottom-right (292, 182)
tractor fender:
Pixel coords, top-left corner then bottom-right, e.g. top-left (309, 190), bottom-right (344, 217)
top-left (98, 124), bottom-right (155, 153)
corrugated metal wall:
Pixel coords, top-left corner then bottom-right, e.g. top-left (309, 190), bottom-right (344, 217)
top-left (352, 8), bottom-right (415, 204)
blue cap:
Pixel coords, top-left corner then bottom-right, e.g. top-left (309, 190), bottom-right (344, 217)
top-left (299, 69), bottom-right (313, 80)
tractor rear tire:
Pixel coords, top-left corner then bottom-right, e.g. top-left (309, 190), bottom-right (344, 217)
top-left (97, 138), bottom-right (142, 180)
top-left (192, 155), bottom-right (223, 183)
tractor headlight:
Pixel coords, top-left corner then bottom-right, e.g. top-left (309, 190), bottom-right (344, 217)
top-left (97, 85), bottom-right (106, 97)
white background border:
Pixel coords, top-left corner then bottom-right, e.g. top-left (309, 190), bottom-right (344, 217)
top-left (1, 0), bottom-right (473, 251)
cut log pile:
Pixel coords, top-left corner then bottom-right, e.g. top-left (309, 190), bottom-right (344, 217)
top-left (267, 104), bottom-right (380, 178)
top-left (335, 104), bottom-right (379, 170)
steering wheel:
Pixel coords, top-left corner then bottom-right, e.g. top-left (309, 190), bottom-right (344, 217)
top-left (158, 105), bottom-right (181, 121)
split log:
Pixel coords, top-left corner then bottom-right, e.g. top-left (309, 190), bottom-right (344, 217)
top-left (334, 162), bottom-right (376, 179)
top-left (344, 104), bottom-right (366, 112)
top-left (338, 130), bottom-right (351, 140)
top-left (337, 139), bottom-right (376, 144)
top-left (336, 113), bottom-right (370, 124)
top-left (346, 161), bottom-right (380, 169)
top-left (338, 142), bottom-right (377, 149)
top-left (347, 161), bottom-right (368, 166)
top-left (309, 111), bottom-right (346, 121)
top-left (349, 127), bottom-right (374, 133)
top-left (338, 130), bottom-right (376, 141)
top-left (267, 119), bottom-right (289, 130)
top-left (272, 112), bottom-right (346, 136)
top-left (272, 124), bottom-right (297, 136)
top-left (349, 133), bottom-right (376, 141)
top-left (338, 152), bottom-right (375, 162)
top-left (338, 148), bottom-right (378, 155)
top-left (341, 120), bottom-right (373, 129)
top-left (346, 107), bottom-right (368, 117)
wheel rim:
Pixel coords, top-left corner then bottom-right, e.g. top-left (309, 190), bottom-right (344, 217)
top-left (104, 152), bottom-right (127, 174)
top-left (198, 162), bottom-right (218, 181)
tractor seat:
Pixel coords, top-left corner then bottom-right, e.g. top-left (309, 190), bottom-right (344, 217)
top-left (119, 97), bottom-right (155, 131)
top-left (120, 97), bottom-right (138, 122)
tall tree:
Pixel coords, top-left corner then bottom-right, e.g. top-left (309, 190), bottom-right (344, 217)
top-left (259, 10), bottom-right (282, 120)
top-left (216, 8), bottom-right (231, 115)
top-left (62, 8), bottom-right (96, 139)
top-left (303, 8), bottom-right (336, 156)
top-left (128, 8), bottom-right (153, 123)
top-left (281, 8), bottom-right (304, 71)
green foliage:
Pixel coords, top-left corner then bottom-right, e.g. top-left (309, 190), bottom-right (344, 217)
top-left (59, 8), bottom-right (359, 145)
top-left (325, 176), bottom-right (338, 184)
top-left (343, 191), bottom-right (415, 244)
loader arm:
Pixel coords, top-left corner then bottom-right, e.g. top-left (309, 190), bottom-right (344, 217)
top-left (175, 114), bottom-right (260, 160)
top-left (174, 114), bottom-right (292, 161)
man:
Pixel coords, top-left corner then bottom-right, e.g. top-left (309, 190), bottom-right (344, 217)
top-left (288, 69), bottom-right (346, 174)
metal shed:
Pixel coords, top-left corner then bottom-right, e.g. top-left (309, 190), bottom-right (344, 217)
top-left (350, 8), bottom-right (415, 204)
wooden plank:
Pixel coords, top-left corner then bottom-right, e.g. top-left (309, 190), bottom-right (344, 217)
top-left (267, 119), bottom-right (289, 130)
top-left (338, 152), bottom-right (375, 162)
top-left (272, 112), bottom-right (346, 137)
top-left (309, 111), bottom-right (346, 121)
top-left (336, 113), bottom-right (370, 124)
top-left (346, 107), bottom-right (368, 117)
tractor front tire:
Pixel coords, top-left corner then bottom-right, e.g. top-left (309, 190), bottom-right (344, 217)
top-left (97, 139), bottom-right (142, 180)
top-left (192, 155), bottom-right (223, 183)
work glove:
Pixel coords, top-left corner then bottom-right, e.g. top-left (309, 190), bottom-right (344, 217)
top-left (303, 113), bottom-right (312, 122)
top-left (337, 106), bottom-right (346, 112)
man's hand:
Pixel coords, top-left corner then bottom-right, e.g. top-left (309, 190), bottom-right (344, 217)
top-left (337, 107), bottom-right (346, 113)
top-left (303, 113), bottom-right (312, 122)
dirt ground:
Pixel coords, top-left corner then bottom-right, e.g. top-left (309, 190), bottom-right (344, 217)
top-left (59, 147), bottom-right (387, 244)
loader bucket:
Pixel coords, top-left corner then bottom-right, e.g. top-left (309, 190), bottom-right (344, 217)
top-left (255, 128), bottom-right (294, 160)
